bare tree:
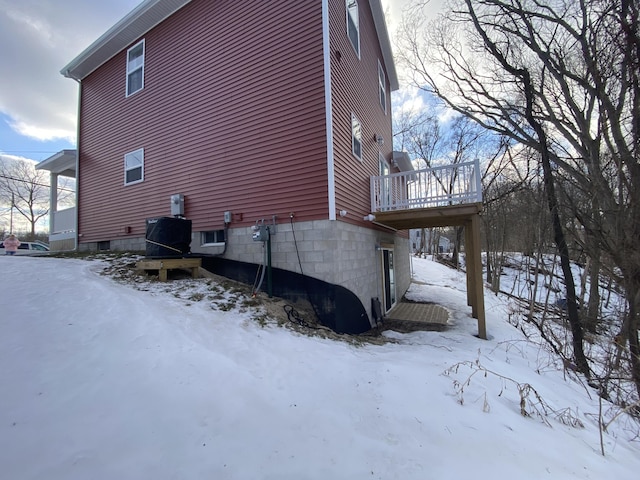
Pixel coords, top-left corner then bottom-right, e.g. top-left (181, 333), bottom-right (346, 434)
top-left (393, 100), bottom-right (496, 265)
top-left (397, 0), bottom-right (640, 388)
top-left (0, 157), bottom-right (51, 239)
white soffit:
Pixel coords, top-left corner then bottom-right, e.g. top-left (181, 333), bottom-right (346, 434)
top-left (36, 149), bottom-right (77, 176)
top-left (61, 0), bottom-right (192, 81)
top-left (393, 151), bottom-right (414, 172)
top-left (369, 0), bottom-right (399, 91)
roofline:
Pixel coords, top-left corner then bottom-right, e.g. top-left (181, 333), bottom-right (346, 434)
top-left (35, 149), bottom-right (77, 174)
top-left (62, 0), bottom-right (399, 90)
top-left (369, 0), bottom-right (399, 91)
top-left (61, 0), bottom-right (192, 81)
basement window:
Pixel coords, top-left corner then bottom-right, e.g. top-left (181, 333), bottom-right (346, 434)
top-left (126, 40), bottom-right (145, 96)
top-left (201, 229), bottom-right (226, 246)
top-left (124, 148), bottom-right (144, 185)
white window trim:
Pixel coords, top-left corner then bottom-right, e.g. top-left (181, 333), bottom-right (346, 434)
top-left (378, 60), bottom-right (387, 114)
top-left (346, 0), bottom-right (360, 58)
top-left (352, 113), bottom-right (362, 161)
top-left (201, 230), bottom-right (226, 247)
top-left (126, 39), bottom-right (145, 97)
top-left (124, 148), bottom-right (144, 186)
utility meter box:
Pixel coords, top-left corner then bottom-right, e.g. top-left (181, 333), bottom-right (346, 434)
top-left (171, 194), bottom-right (184, 216)
top-left (252, 225), bottom-right (269, 242)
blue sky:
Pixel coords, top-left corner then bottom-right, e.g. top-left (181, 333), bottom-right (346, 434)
top-left (0, 0), bottom-right (419, 165)
top-left (0, 0), bottom-right (140, 163)
top-left (0, 113), bottom-right (74, 162)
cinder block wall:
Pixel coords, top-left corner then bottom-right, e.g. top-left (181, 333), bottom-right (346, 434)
top-left (193, 219), bottom-right (411, 326)
top-left (79, 218), bottom-right (411, 327)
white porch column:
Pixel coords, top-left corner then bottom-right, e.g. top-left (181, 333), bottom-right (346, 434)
top-left (50, 173), bottom-right (59, 232)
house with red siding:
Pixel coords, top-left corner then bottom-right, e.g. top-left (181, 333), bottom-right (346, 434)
top-left (57, 0), bottom-right (415, 334)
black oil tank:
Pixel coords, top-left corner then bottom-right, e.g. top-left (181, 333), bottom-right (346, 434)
top-left (145, 217), bottom-right (192, 258)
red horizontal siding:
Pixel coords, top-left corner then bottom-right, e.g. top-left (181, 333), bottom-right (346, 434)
top-left (78, 0), bottom-right (329, 242)
top-left (329, 0), bottom-right (395, 229)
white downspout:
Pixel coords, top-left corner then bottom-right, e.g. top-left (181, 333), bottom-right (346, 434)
top-left (322, 0), bottom-right (336, 221)
top-left (72, 77), bottom-right (81, 251)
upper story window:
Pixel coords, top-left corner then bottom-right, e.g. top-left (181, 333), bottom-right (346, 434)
top-left (378, 60), bottom-right (387, 114)
top-left (126, 40), bottom-right (145, 96)
top-left (346, 0), bottom-right (360, 57)
top-left (352, 113), bottom-right (362, 160)
top-left (124, 148), bottom-right (144, 185)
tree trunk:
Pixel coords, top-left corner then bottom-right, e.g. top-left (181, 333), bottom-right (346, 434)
top-left (624, 282), bottom-right (640, 403)
top-left (451, 226), bottom-right (464, 267)
top-left (585, 252), bottom-right (601, 333)
top-left (513, 66), bottom-right (591, 377)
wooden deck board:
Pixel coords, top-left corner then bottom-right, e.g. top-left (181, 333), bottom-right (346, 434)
top-left (372, 203), bottom-right (483, 230)
top-left (136, 258), bottom-right (202, 281)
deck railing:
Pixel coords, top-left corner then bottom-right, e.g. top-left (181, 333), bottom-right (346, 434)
top-left (50, 206), bottom-right (76, 240)
top-left (370, 159), bottom-right (482, 213)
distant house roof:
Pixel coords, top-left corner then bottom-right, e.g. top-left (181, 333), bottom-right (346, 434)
top-left (36, 149), bottom-right (77, 177)
top-left (392, 151), bottom-right (414, 172)
top-left (60, 0), bottom-right (399, 90)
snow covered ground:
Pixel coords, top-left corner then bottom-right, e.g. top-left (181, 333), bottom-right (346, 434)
top-left (1, 254), bottom-right (639, 479)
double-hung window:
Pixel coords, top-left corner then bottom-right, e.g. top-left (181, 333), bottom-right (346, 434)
top-left (378, 60), bottom-right (387, 114)
top-left (124, 148), bottom-right (144, 185)
top-left (346, 0), bottom-right (360, 57)
top-left (352, 114), bottom-right (362, 160)
top-left (126, 40), bottom-right (145, 96)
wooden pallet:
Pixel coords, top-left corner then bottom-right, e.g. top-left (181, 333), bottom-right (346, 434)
top-left (136, 258), bottom-right (202, 282)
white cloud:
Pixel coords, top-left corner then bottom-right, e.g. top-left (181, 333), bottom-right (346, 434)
top-left (0, 0), bottom-right (138, 142)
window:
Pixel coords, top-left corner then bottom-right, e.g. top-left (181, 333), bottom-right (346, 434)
top-left (346, 0), bottom-right (360, 57)
top-left (126, 40), bottom-right (145, 96)
top-left (201, 230), bottom-right (226, 246)
top-left (124, 148), bottom-right (144, 185)
top-left (378, 60), bottom-right (387, 114)
top-left (352, 113), bottom-right (362, 160)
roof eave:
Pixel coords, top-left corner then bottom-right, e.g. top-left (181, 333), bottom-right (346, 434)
top-left (61, 0), bottom-right (192, 81)
top-left (36, 149), bottom-right (77, 175)
top-left (392, 151), bottom-right (414, 172)
top-left (369, 0), bottom-right (399, 91)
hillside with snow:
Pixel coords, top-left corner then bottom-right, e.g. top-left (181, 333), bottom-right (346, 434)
top-left (1, 254), bottom-right (639, 479)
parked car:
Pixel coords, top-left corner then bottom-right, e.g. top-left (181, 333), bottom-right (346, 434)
top-left (0, 240), bottom-right (50, 255)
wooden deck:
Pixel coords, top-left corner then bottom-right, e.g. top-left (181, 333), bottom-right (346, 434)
top-left (370, 202), bottom-right (487, 339)
top-left (372, 203), bottom-right (482, 229)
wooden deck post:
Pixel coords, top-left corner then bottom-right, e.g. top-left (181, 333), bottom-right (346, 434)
top-left (369, 199), bottom-right (486, 339)
top-left (464, 223), bottom-right (473, 308)
top-left (470, 214), bottom-right (487, 339)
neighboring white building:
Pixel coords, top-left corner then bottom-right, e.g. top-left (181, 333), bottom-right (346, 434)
top-left (410, 228), bottom-right (451, 254)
